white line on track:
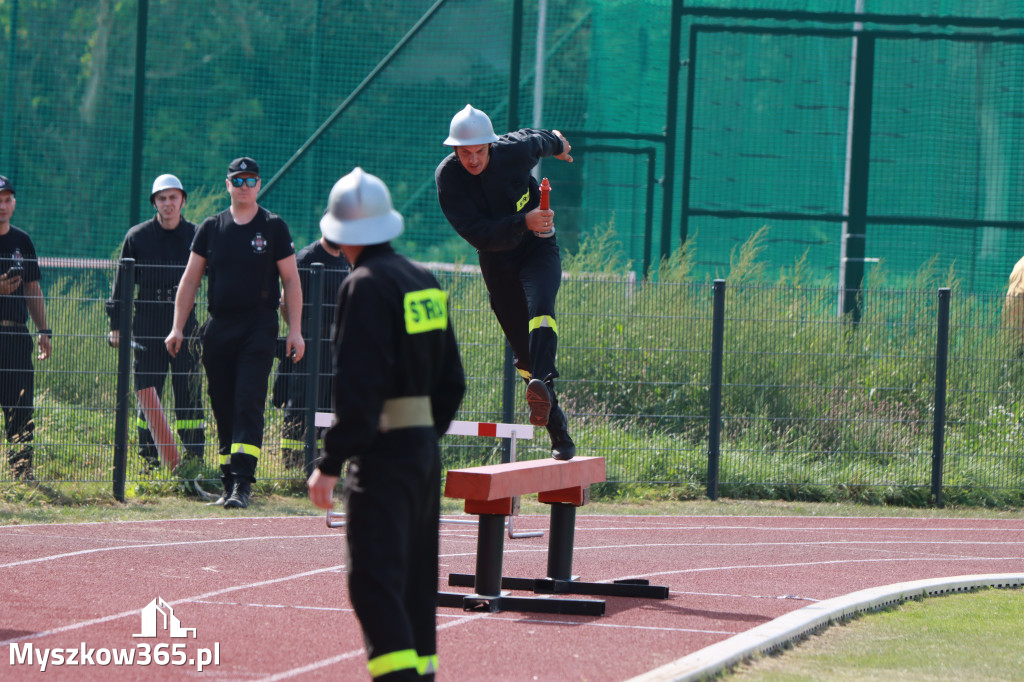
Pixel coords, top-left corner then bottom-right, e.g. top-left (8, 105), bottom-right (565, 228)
top-left (618, 555), bottom-right (1024, 583)
top-left (0, 533), bottom-right (343, 569)
top-left (0, 564), bottom-right (346, 647)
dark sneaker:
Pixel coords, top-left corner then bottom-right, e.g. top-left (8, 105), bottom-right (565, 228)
top-left (525, 379), bottom-right (553, 427)
top-left (224, 479), bottom-right (252, 509)
top-left (546, 405), bottom-right (576, 461)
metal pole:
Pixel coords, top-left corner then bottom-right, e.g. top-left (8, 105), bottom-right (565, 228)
top-left (304, 0), bottom-right (324, 225)
top-left (678, 23), bottom-right (697, 251)
top-left (838, 0), bottom-right (866, 319)
top-left (303, 264), bottom-right (324, 474)
top-left (128, 0), bottom-right (149, 227)
top-left (501, 0), bottom-right (524, 464)
top-left (930, 288), bottom-right (951, 508)
top-left (664, 0), bottom-right (683, 257)
top-left (707, 279), bottom-right (726, 500)
top-left (2, 0), bottom-right (19, 172)
top-left (532, 0), bottom-right (547, 181)
top-left (113, 259), bottom-right (136, 502)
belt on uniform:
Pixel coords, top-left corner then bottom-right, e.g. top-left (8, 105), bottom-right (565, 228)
top-left (378, 396), bottom-right (433, 433)
top-left (0, 320), bottom-right (26, 327)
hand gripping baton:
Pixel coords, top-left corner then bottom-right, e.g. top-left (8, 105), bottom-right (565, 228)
top-left (536, 177), bottom-right (555, 238)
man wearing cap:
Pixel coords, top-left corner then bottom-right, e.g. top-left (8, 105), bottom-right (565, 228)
top-left (107, 174), bottom-right (205, 471)
top-left (167, 157), bottom-right (305, 509)
top-left (435, 104), bottom-right (576, 460)
top-left (307, 168), bottom-right (465, 681)
top-left (0, 175), bottom-right (51, 480)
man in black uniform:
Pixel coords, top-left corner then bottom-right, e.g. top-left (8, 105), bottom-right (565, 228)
top-left (0, 175), bottom-right (52, 480)
top-left (435, 104), bottom-right (576, 460)
top-left (107, 174), bottom-right (205, 471)
top-left (166, 157), bottom-right (305, 509)
top-left (275, 227), bottom-right (349, 470)
top-left (308, 168), bottom-right (465, 682)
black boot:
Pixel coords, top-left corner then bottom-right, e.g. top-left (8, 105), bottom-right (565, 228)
top-left (546, 401), bottom-right (576, 461)
top-left (215, 464), bottom-right (234, 507)
top-left (525, 378), bottom-right (553, 427)
top-left (225, 478), bottom-right (252, 509)
top-left (225, 453), bottom-right (258, 509)
top-left (137, 428), bottom-right (161, 473)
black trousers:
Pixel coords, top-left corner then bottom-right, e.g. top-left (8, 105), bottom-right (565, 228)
top-left (344, 429), bottom-right (440, 681)
top-left (0, 326), bottom-right (34, 466)
top-left (479, 236), bottom-right (561, 381)
top-left (281, 338), bottom-right (332, 455)
top-left (200, 309), bottom-right (277, 475)
top-left (134, 317), bottom-right (205, 460)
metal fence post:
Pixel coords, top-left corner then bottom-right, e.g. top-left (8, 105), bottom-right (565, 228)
top-left (500, 343), bottom-right (516, 464)
top-left (303, 264), bottom-right (324, 474)
top-left (930, 287), bottom-right (951, 508)
top-left (113, 258), bottom-right (135, 502)
top-left (707, 279), bottom-right (726, 500)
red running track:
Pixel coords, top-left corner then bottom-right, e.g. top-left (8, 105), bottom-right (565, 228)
top-left (2, 514), bottom-right (1023, 680)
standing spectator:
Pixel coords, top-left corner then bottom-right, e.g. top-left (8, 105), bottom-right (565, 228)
top-left (434, 104), bottom-right (576, 460)
top-left (166, 157), bottom-right (304, 509)
top-left (275, 225), bottom-right (349, 471)
top-left (107, 174), bottom-right (205, 471)
top-left (308, 168), bottom-right (465, 681)
top-left (0, 175), bottom-right (51, 480)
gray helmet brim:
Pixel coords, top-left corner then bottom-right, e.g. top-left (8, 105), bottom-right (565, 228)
top-left (320, 210), bottom-right (404, 246)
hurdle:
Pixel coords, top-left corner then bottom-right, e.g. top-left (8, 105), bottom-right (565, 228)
top-left (319, 413), bottom-right (543, 540)
top-left (439, 456), bottom-right (669, 615)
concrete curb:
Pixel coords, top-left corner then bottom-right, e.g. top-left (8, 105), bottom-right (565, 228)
top-left (626, 573), bottom-right (1024, 682)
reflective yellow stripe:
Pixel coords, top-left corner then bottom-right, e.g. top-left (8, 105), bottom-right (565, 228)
top-left (367, 649), bottom-right (418, 678)
top-left (404, 288), bottom-right (448, 334)
top-left (528, 314), bottom-right (558, 334)
top-left (136, 418), bottom-right (149, 429)
top-left (516, 189), bottom-right (530, 211)
top-left (282, 439), bottom-right (304, 449)
top-left (231, 443), bottom-right (261, 457)
top-left (175, 419), bottom-right (204, 429)
top-left (218, 454), bottom-right (231, 466)
top-left (517, 368), bottom-right (532, 380)
top-left (418, 654), bottom-right (439, 675)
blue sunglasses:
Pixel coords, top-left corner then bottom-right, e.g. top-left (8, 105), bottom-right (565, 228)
top-left (230, 177), bottom-right (258, 188)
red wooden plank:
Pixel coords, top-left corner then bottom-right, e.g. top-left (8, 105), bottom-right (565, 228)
top-left (444, 457), bottom-right (605, 501)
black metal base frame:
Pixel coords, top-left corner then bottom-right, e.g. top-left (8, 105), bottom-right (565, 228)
top-left (447, 573), bottom-right (670, 599)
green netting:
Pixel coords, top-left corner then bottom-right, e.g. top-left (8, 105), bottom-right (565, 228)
top-left (3, 1), bottom-right (1024, 293)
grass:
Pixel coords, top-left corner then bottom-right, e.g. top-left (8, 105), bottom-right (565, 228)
top-left (727, 588), bottom-right (1024, 681)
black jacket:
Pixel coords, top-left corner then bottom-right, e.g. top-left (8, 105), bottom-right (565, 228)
top-left (318, 243), bottom-right (465, 475)
top-left (435, 128), bottom-right (565, 253)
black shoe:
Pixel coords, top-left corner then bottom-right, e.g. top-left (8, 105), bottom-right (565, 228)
top-left (225, 479), bottom-right (252, 509)
top-left (213, 464), bottom-right (234, 507)
top-left (546, 405), bottom-right (576, 461)
top-left (525, 379), bottom-right (553, 427)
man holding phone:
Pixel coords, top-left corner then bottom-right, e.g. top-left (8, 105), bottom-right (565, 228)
top-left (0, 175), bottom-right (51, 480)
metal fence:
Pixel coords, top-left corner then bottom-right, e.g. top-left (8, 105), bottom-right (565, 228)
top-left (4, 262), bottom-right (1021, 504)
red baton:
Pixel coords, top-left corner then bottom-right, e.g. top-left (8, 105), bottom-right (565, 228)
top-left (539, 177), bottom-right (550, 210)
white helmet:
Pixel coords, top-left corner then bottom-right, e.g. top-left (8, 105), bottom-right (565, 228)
top-left (443, 104), bottom-right (499, 146)
top-left (320, 168), bottom-right (404, 246)
top-left (150, 174), bottom-right (186, 203)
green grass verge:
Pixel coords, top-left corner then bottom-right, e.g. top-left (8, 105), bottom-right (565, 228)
top-left (726, 588), bottom-right (1024, 681)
